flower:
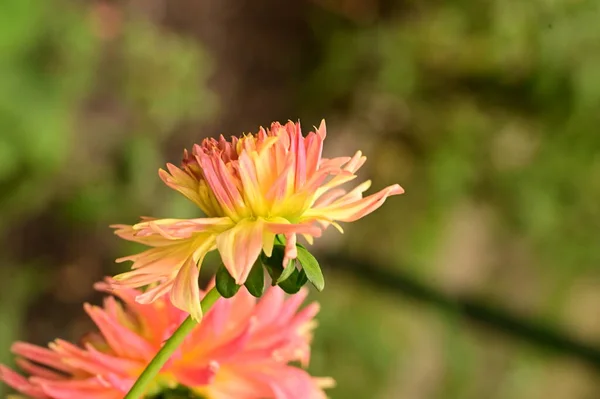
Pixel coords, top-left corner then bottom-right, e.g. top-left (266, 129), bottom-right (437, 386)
top-left (0, 282), bottom-right (333, 399)
top-left (112, 120), bottom-right (404, 319)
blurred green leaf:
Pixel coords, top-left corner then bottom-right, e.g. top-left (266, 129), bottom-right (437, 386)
top-left (215, 264), bottom-right (240, 299)
top-left (244, 259), bottom-right (265, 298)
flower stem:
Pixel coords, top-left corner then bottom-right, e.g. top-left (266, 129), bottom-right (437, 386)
top-left (124, 287), bottom-right (221, 399)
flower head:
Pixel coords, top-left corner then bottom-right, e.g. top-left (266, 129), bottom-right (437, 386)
top-left (112, 120), bottom-right (403, 318)
top-left (0, 283), bottom-right (332, 399)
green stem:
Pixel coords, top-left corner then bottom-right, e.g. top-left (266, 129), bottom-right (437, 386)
top-left (124, 287), bottom-right (221, 399)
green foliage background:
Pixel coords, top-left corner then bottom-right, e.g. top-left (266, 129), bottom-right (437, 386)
top-left (1, 0), bottom-right (599, 398)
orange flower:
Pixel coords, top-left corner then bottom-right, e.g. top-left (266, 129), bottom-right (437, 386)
top-left (112, 120), bottom-right (403, 319)
top-left (0, 283), bottom-right (332, 399)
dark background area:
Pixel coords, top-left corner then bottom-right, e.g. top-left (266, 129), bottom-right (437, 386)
top-left (1, 0), bottom-right (600, 398)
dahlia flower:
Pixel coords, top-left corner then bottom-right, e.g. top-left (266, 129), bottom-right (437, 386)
top-left (112, 120), bottom-right (404, 319)
top-left (0, 283), bottom-right (332, 399)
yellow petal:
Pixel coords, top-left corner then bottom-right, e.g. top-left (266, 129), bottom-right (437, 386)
top-left (216, 219), bottom-right (265, 284)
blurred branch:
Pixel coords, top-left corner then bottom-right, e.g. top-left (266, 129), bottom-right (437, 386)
top-left (321, 253), bottom-right (600, 373)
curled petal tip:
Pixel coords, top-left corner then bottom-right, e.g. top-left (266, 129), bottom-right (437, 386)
top-left (158, 168), bottom-right (169, 179)
top-left (390, 184), bottom-right (405, 195)
top-left (317, 377), bottom-right (337, 389)
top-left (82, 303), bottom-right (94, 313)
top-left (317, 119), bottom-right (327, 138)
top-left (93, 280), bottom-right (112, 292)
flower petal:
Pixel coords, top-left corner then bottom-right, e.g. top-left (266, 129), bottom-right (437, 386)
top-left (282, 233), bottom-right (297, 268)
top-left (113, 217), bottom-right (232, 247)
top-left (170, 258), bottom-right (203, 321)
top-left (262, 231), bottom-right (276, 258)
top-left (11, 343), bottom-right (74, 374)
top-left (135, 279), bottom-right (175, 304)
top-left (84, 304), bottom-right (155, 360)
top-left (304, 184), bottom-right (404, 222)
top-left (216, 219), bottom-right (265, 284)
top-left (264, 217), bottom-right (322, 238)
top-left (0, 365), bottom-right (48, 399)
top-left (159, 163), bottom-right (205, 210)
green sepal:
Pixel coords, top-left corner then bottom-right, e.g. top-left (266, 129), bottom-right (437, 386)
top-left (215, 264), bottom-right (241, 298)
top-left (244, 259), bottom-right (265, 297)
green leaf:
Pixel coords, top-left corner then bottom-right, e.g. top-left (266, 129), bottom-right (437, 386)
top-left (261, 245), bottom-right (287, 283)
top-left (244, 259), bottom-right (265, 297)
top-left (215, 265), bottom-right (240, 298)
top-left (277, 258), bottom-right (296, 284)
top-left (261, 245), bottom-right (308, 293)
top-left (296, 245), bottom-right (325, 291)
top-left (297, 268), bottom-right (308, 287)
top-left (279, 269), bottom-right (307, 294)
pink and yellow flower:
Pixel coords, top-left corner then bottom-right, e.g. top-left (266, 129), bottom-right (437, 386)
top-left (0, 282), bottom-right (332, 399)
top-left (111, 120), bottom-right (404, 319)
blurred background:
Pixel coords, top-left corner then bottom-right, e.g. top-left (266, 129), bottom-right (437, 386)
top-left (1, 0), bottom-right (600, 398)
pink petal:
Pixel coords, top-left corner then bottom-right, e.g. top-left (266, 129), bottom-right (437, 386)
top-left (15, 358), bottom-right (64, 381)
top-left (203, 320), bottom-right (254, 361)
top-left (0, 365), bottom-right (49, 398)
top-left (172, 360), bottom-right (220, 387)
top-left (276, 288), bottom-right (309, 323)
top-left (38, 377), bottom-right (121, 399)
top-left (253, 287), bottom-right (285, 326)
top-left (49, 340), bottom-right (118, 376)
top-left (312, 188), bottom-right (346, 208)
top-left (84, 343), bottom-right (143, 376)
top-left (11, 343), bottom-right (73, 374)
top-left (216, 158), bottom-right (245, 203)
top-left (316, 119), bottom-right (327, 139)
top-left (282, 233), bottom-right (297, 267)
top-left (261, 365), bottom-right (329, 399)
top-left (342, 150), bottom-right (367, 173)
top-left (96, 279), bottom-right (175, 345)
top-left (264, 220), bottom-right (322, 237)
top-left (305, 127), bottom-right (324, 177)
top-left (84, 304), bottom-right (154, 360)
top-left (198, 154), bottom-right (237, 218)
top-left (100, 373), bottom-right (135, 393)
top-left (305, 184), bottom-right (404, 222)
top-left (293, 122), bottom-right (307, 191)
